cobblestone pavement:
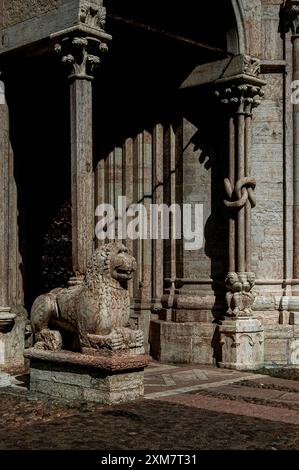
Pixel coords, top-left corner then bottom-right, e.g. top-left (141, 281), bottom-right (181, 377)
top-left (0, 362), bottom-right (298, 450)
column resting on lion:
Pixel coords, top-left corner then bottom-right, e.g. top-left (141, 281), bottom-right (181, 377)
top-left (30, 243), bottom-right (144, 353)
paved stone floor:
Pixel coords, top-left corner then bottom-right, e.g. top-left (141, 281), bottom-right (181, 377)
top-left (0, 361), bottom-right (299, 450)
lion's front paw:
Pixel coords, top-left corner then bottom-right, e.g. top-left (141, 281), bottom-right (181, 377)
top-left (107, 331), bottom-right (125, 351)
top-left (129, 329), bottom-right (144, 348)
top-left (87, 332), bottom-right (125, 351)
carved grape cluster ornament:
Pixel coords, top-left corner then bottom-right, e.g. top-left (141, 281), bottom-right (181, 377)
top-left (55, 36), bottom-right (108, 80)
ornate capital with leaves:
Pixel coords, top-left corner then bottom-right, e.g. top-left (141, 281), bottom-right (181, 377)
top-left (280, 0), bottom-right (299, 35)
top-left (79, 2), bottom-right (106, 30)
top-left (55, 35), bottom-right (108, 80)
top-left (215, 82), bottom-right (265, 117)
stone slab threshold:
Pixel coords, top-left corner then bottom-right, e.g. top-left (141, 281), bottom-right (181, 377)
top-left (144, 374), bottom-right (267, 399)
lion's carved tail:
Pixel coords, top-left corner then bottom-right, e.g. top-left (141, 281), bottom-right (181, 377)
top-left (31, 292), bottom-right (59, 339)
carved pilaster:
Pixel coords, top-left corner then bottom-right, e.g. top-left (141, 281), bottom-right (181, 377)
top-left (215, 58), bottom-right (265, 320)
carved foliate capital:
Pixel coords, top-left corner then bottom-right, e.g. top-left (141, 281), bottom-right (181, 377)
top-left (279, 0), bottom-right (299, 35)
top-left (215, 82), bottom-right (265, 116)
top-left (243, 56), bottom-right (261, 77)
top-left (225, 272), bottom-right (256, 318)
top-left (79, 2), bottom-right (106, 30)
top-left (55, 36), bottom-right (108, 80)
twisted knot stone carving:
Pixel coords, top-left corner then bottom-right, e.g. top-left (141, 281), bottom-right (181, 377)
top-left (31, 242), bottom-right (144, 353)
top-left (225, 272), bottom-right (256, 318)
top-left (55, 36), bottom-right (108, 80)
top-left (224, 177), bottom-right (256, 209)
top-left (215, 83), bottom-right (264, 117)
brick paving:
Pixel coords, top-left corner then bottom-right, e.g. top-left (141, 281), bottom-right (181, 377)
top-left (0, 362), bottom-right (298, 450)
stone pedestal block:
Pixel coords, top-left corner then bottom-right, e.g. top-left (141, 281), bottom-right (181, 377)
top-left (150, 320), bottom-right (218, 365)
top-left (24, 349), bottom-right (149, 405)
top-left (219, 318), bottom-right (264, 370)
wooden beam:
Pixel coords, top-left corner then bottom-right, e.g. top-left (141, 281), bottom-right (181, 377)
top-left (108, 14), bottom-right (229, 56)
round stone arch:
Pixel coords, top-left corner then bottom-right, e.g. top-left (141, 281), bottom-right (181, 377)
top-left (231, 0), bottom-right (263, 57)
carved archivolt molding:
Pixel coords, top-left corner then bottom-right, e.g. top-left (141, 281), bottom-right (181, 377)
top-left (55, 36), bottom-right (108, 80)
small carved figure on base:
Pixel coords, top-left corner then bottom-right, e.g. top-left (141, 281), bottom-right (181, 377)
top-left (225, 272), bottom-right (256, 318)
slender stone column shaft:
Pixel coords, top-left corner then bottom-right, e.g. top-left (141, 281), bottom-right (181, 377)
top-left (245, 114), bottom-right (253, 272)
top-left (55, 33), bottom-right (110, 279)
top-left (0, 80), bottom-right (10, 312)
top-left (237, 113), bottom-right (246, 272)
top-left (293, 35), bottom-right (299, 278)
top-left (70, 77), bottom-right (94, 277)
top-left (216, 62), bottom-right (265, 322)
top-left (229, 116), bottom-right (236, 272)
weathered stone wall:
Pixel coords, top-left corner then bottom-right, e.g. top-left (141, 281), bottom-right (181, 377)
top-left (251, 1), bottom-right (285, 284)
top-left (182, 117), bottom-right (226, 282)
top-left (241, 0), bottom-right (263, 56)
top-left (182, 118), bottom-right (212, 281)
top-left (2, 0), bottom-right (62, 28)
top-left (252, 73), bottom-right (284, 282)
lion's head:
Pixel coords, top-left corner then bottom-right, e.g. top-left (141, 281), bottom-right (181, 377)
top-left (85, 242), bottom-right (137, 289)
top-left (225, 272), bottom-right (239, 289)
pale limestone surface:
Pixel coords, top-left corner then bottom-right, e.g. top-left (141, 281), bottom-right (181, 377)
top-left (219, 318), bottom-right (264, 371)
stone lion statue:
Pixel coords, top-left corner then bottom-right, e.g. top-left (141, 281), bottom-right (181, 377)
top-left (31, 242), bottom-right (144, 353)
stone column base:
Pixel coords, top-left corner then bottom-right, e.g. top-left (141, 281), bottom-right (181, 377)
top-left (24, 349), bottom-right (149, 405)
top-left (219, 318), bottom-right (264, 370)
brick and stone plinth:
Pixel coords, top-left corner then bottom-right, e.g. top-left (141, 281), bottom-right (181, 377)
top-left (219, 318), bottom-right (264, 371)
top-left (24, 349), bottom-right (149, 404)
